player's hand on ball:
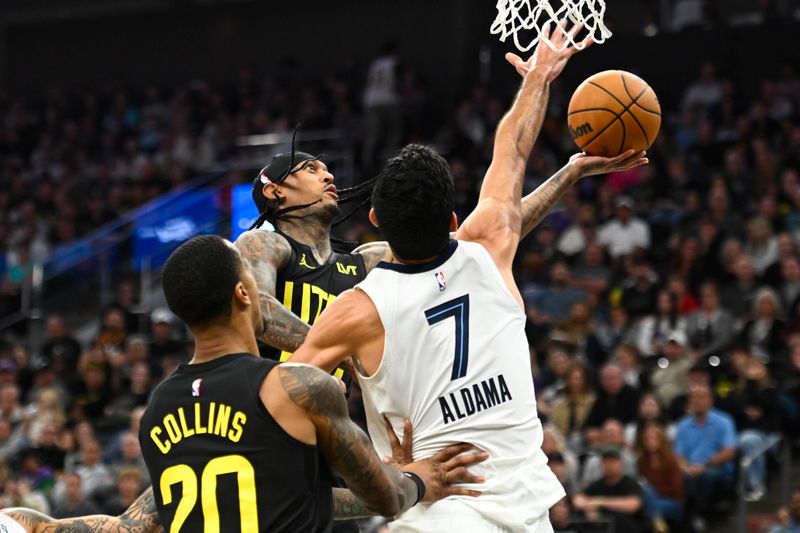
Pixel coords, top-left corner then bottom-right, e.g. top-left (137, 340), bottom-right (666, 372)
top-left (569, 149), bottom-right (649, 178)
top-left (402, 443), bottom-right (489, 503)
top-left (505, 20), bottom-right (591, 82)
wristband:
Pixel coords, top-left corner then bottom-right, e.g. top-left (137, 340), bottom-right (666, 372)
top-left (403, 472), bottom-right (426, 506)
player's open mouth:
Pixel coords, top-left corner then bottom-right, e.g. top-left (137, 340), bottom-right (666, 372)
top-left (325, 186), bottom-right (338, 198)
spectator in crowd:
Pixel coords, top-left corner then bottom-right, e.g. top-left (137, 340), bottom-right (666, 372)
top-left (745, 216), bottom-right (779, 276)
top-left (768, 487), bottom-right (800, 533)
top-left (596, 305), bottom-right (634, 358)
top-left (620, 257), bottom-right (660, 321)
top-left (682, 62), bottom-right (723, 112)
top-left (40, 315), bottom-right (81, 386)
top-left (541, 427), bottom-right (581, 494)
top-left (52, 472), bottom-right (100, 518)
top-left (68, 438), bottom-right (113, 502)
top-left (549, 363), bottom-right (596, 446)
top-left (721, 255), bottom-right (761, 323)
top-left (650, 330), bottom-right (695, 407)
top-left (0, 383), bottom-right (25, 427)
top-left (736, 287), bottom-right (787, 364)
top-left (625, 393), bottom-right (676, 446)
top-left (573, 446), bottom-right (649, 533)
top-left (674, 384), bottom-right (737, 530)
top-left (686, 281), bottom-right (735, 360)
top-left (778, 255), bottom-right (800, 318)
top-left (147, 308), bottom-right (184, 362)
top-left (637, 423), bottom-right (685, 532)
top-left (27, 420), bottom-right (65, 473)
top-left (597, 196), bottom-right (651, 260)
top-left (571, 242), bottom-right (613, 301)
top-left (583, 363), bottom-right (640, 435)
top-left (553, 301), bottom-right (603, 363)
top-left (538, 348), bottom-right (573, 407)
top-left (0, 418), bottom-right (24, 459)
top-left (557, 203), bottom-right (597, 258)
top-left (613, 343), bottom-right (647, 391)
top-left (105, 468), bottom-right (144, 516)
top-left (525, 261), bottom-right (586, 329)
top-left (109, 431), bottom-right (149, 486)
top-left (362, 42), bottom-right (403, 174)
top-left (581, 418), bottom-right (637, 488)
top-left (728, 354), bottom-right (780, 501)
top-left (0, 476), bottom-right (50, 515)
top-left (95, 308), bottom-right (128, 356)
top-left (636, 290), bottom-right (688, 358)
top-left (784, 342), bottom-right (800, 440)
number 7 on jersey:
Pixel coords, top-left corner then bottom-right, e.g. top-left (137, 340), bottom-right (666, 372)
top-left (425, 294), bottom-right (470, 380)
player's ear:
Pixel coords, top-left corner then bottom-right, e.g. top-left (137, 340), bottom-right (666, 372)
top-left (233, 281), bottom-right (251, 307)
top-left (262, 183), bottom-right (284, 204)
top-left (449, 212), bottom-right (458, 231)
top-left (368, 208), bottom-right (379, 228)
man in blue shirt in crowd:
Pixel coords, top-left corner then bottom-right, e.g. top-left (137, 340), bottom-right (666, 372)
top-left (674, 383), bottom-right (737, 531)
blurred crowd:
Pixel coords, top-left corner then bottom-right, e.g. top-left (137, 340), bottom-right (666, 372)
top-left (0, 38), bottom-right (800, 532)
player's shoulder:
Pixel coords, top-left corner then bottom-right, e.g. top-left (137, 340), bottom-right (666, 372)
top-left (352, 240), bottom-right (393, 271)
top-left (329, 288), bottom-right (379, 322)
top-left (275, 363), bottom-right (347, 417)
top-left (235, 228), bottom-right (292, 264)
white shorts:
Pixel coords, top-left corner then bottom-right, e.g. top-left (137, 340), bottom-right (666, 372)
top-left (0, 513), bottom-right (28, 533)
top-left (388, 500), bottom-right (553, 533)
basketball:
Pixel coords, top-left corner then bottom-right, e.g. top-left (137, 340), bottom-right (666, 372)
top-left (567, 70), bottom-right (661, 157)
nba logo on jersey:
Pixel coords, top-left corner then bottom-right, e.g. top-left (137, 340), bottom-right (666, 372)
top-left (191, 378), bottom-right (203, 397)
top-left (435, 271), bottom-right (446, 292)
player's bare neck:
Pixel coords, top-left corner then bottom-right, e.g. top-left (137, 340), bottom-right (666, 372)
top-left (276, 216), bottom-right (333, 264)
top-left (190, 322), bottom-right (259, 364)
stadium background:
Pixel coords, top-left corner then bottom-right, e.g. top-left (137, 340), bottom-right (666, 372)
top-left (0, 0), bottom-right (799, 531)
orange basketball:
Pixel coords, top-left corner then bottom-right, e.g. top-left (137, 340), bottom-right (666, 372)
top-left (567, 70), bottom-right (661, 157)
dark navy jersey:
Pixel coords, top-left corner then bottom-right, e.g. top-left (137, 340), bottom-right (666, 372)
top-left (140, 354), bottom-right (333, 532)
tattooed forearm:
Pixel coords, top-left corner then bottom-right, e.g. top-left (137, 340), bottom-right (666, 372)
top-left (258, 294), bottom-right (311, 351)
top-left (4, 487), bottom-right (163, 533)
top-left (3, 509), bottom-right (54, 529)
top-left (333, 488), bottom-right (379, 519)
top-left (279, 365), bottom-right (417, 517)
top-left (235, 229), bottom-right (310, 351)
top-left (520, 163), bottom-right (583, 238)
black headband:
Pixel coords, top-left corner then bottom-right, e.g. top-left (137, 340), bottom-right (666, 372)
top-left (250, 151), bottom-right (320, 214)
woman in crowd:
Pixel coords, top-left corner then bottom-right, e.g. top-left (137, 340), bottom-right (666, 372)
top-left (636, 290), bottom-right (688, 359)
top-left (636, 423), bottom-right (685, 532)
top-left (550, 363), bottom-right (596, 451)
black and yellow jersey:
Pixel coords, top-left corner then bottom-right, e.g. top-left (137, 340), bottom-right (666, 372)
top-left (140, 354), bottom-right (333, 533)
top-left (261, 231), bottom-right (367, 368)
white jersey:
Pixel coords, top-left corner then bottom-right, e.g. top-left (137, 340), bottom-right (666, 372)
top-left (356, 240), bottom-right (564, 531)
top-left (0, 513), bottom-right (27, 533)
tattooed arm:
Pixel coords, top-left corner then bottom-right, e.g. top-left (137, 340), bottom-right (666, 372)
top-left (235, 229), bottom-right (310, 352)
top-left (3, 487), bottom-right (161, 533)
top-left (519, 151), bottom-right (648, 239)
top-left (275, 364), bottom-right (485, 517)
top-left (332, 488), bottom-right (376, 520)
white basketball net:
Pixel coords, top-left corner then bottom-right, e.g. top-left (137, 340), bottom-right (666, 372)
top-left (491, 0), bottom-right (612, 52)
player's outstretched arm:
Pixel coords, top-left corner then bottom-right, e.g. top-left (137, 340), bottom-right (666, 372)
top-left (519, 150), bottom-right (649, 238)
top-left (4, 486), bottom-right (161, 533)
top-left (235, 229), bottom-right (311, 352)
top-left (277, 364), bottom-right (486, 518)
top-left (456, 22), bottom-right (585, 272)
